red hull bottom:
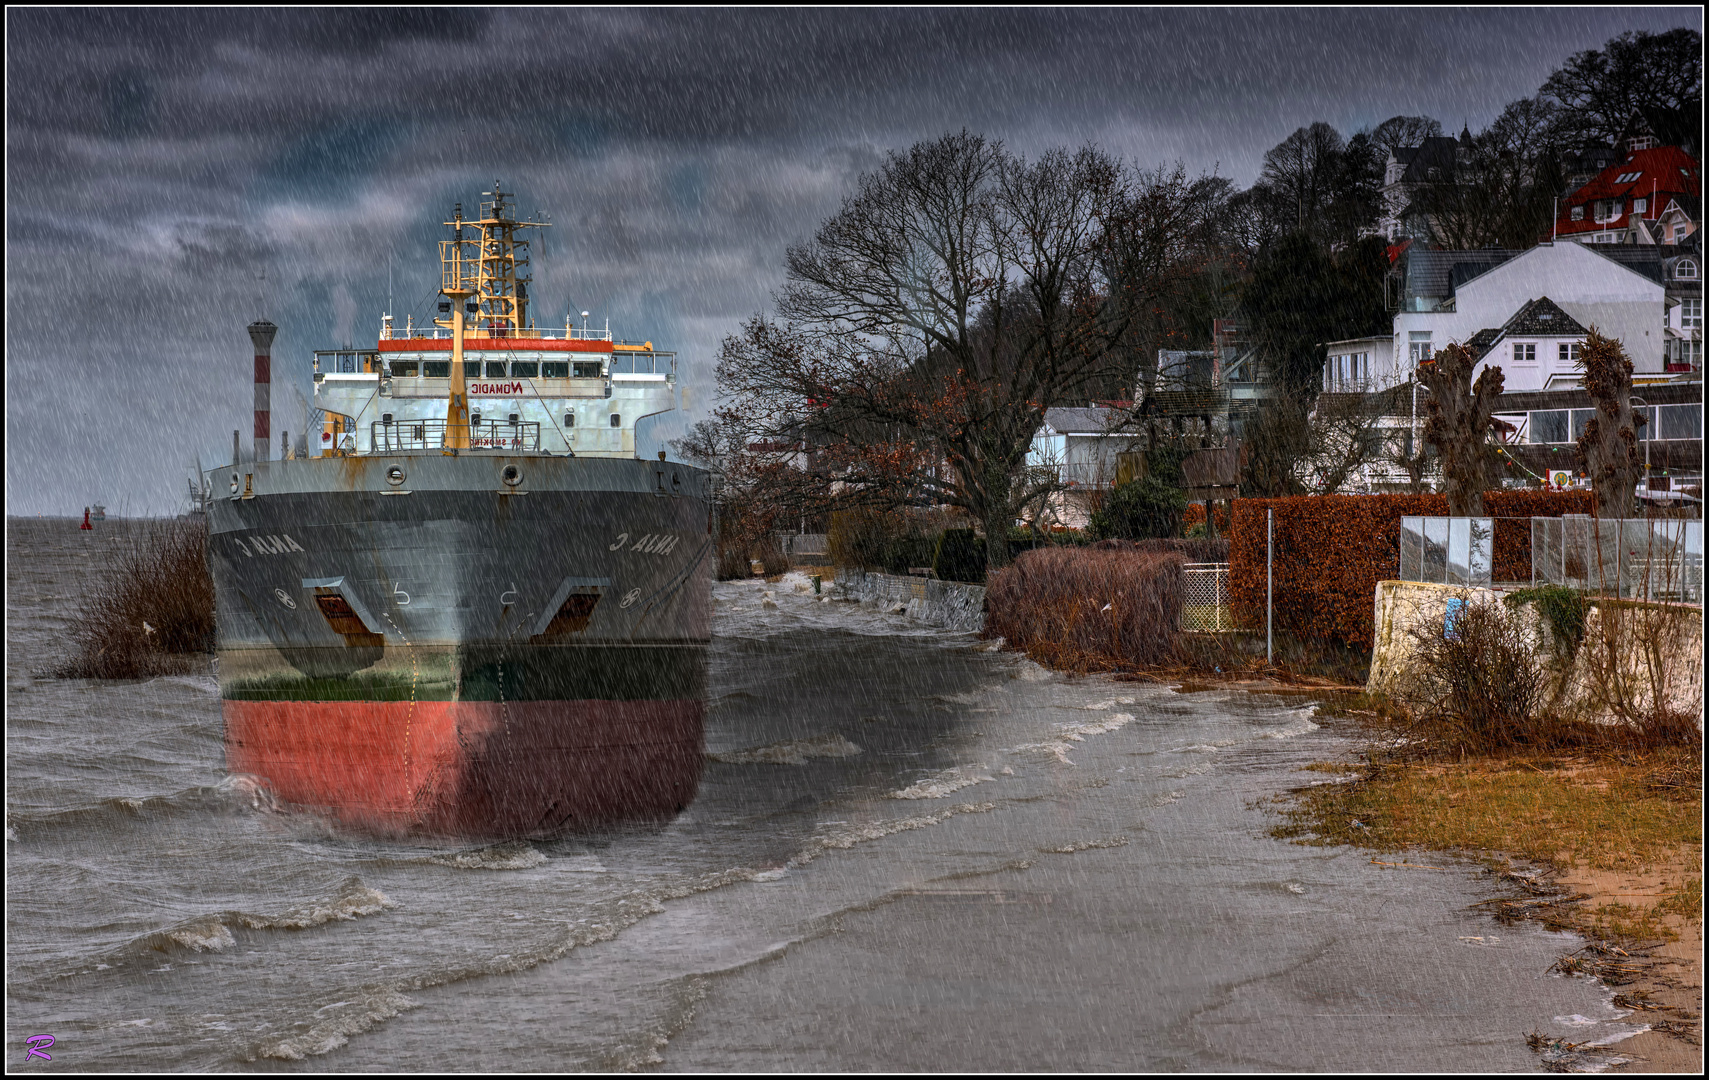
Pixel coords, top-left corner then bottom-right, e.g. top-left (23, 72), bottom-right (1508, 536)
top-left (225, 700), bottom-right (703, 837)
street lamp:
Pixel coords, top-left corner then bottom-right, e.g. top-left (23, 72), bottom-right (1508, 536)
top-left (1631, 395), bottom-right (1651, 496)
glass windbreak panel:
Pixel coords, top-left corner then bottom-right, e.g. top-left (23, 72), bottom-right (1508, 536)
top-left (1530, 410), bottom-right (1569, 443)
top-left (1400, 517), bottom-right (1426, 581)
top-left (510, 361), bottom-right (538, 377)
top-left (1463, 518), bottom-right (1493, 586)
top-left (389, 361), bottom-right (419, 377)
top-left (485, 361), bottom-right (507, 378)
top-left (1660, 403), bottom-right (1702, 439)
top-left (1423, 516), bottom-right (1450, 583)
top-left (1571, 409), bottom-right (1595, 440)
top-left (423, 361), bottom-right (450, 378)
top-left (609, 354), bottom-right (633, 374)
top-left (572, 361), bottom-right (602, 378)
top-left (633, 353), bottom-right (655, 374)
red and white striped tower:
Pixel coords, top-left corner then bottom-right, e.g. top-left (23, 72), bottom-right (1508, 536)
top-left (248, 320), bottom-right (278, 462)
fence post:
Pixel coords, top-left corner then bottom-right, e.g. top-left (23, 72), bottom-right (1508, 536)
top-left (1266, 508), bottom-right (1274, 664)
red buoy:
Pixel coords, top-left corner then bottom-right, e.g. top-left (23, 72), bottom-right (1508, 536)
top-left (80, 507), bottom-right (93, 530)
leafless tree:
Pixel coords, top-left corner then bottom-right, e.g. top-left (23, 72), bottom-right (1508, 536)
top-left (1369, 115), bottom-right (1445, 161)
top-left (1576, 326), bottom-right (1642, 518)
top-left (714, 132), bottom-right (1230, 570)
top-left (1419, 341), bottom-right (1505, 515)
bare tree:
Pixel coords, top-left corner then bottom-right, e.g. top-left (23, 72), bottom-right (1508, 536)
top-left (1419, 341), bottom-right (1504, 515)
top-left (1542, 28), bottom-right (1703, 154)
top-left (1259, 122), bottom-right (1347, 234)
top-left (716, 133), bottom-right (1172, 571)
top-left (1406, 98), bottom-right (1575, 249)
top-left (1576, 326), bottom-right (1642, 518)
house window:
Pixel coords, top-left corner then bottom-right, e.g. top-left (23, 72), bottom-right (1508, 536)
top-left (1529, 410), bottom-right (1569, 443)
top-left (1408, 331), bottom-right (1432, 366)
top-left (1684, 299), bottom-right (1703, 330)
top-left (1571, 206), bottom-right (1584, 221)
top-left (1677, 258), bottom-right (1698, 281)
top-left (1558, 342), bottom-right (1582, 366)
top-left (1633, 198), bottom-right (1647, 214)
top-left (1513, 343), bottom-right (1537, 364)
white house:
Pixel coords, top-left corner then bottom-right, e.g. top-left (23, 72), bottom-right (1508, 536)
top-left (1392, 241), bottom-right (1665, 384)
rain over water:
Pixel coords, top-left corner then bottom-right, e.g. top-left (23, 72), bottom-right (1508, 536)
top-left (6, 520), bottom-right (1642, 1071)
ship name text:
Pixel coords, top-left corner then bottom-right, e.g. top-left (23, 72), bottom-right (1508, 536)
top-left (609, 532), bottom-right (680, 555)
top-left (234, 534), bottom-right (306, 557)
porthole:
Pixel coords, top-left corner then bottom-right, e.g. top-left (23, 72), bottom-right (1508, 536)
top-left (386, 464), bottom-right (406, 487)
top-left (609, 413), bottom-right (621, 428)
top-left (501, 464), bottom-right (523, 487)
top-left (230, 473), bottom-right (240, 495)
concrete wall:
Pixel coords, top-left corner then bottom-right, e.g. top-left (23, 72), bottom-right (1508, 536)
top-left (835, 569), bottom-right (987, 633)
top-left (1367, 579), bottom-right (1703, 725)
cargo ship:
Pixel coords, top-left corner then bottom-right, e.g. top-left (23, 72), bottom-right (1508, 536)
top-left (205, 185), bottom-right (711, 837)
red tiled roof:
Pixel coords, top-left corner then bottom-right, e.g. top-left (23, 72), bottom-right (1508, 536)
top-left (1555, 146), bottom-right (1700, 237)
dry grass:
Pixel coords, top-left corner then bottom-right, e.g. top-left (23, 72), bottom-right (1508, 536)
top-left (1272, 752), bottom-right (1701, 875)
top-left (61, 517), bottom-right (215, 678)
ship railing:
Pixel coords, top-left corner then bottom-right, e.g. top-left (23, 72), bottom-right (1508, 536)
top-left (370, 419), bottom-right (542, 453)
top-left (379, 325), bottom-right (617, 343)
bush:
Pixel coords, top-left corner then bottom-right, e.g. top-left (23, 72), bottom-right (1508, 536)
top-left (932, 528), bottom-right (986, 583)
top-left (1089, 475), bottom-right (1188, 541)
top-left (984, 547), bottom-right (1184, 670)
top-left (1397, 595), bottom-right (1552, 752)
top-left (1092, 537), bottom-right (1229, 562)
top-left (1228, 491), bottom-right (1593, 648)
top-left (64, 518), bottom-right (215, 678)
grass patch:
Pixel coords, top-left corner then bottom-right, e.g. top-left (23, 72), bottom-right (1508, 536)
top-left (1271, 753), bottom-right (1702, 874)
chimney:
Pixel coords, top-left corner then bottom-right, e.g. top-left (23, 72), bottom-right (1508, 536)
top-left (248, 320), bottom-right (278, 463)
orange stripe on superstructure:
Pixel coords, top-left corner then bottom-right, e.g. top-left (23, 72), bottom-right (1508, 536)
top-left (378, 337), bottom-right (616, 353)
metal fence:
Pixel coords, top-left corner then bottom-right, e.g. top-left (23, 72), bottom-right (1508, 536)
top-left (1181, 562), bottom-right (1231, 632)
top-left (1531, 516), bottom-right (1703, 602)
top-left (370, 419), bottom-right (541, 453)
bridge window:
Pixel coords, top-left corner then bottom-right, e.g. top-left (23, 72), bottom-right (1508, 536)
top-left (565, 412), bottom-right (575, 427)
top-left (609, 413), bottom-right (621, 427)
top-left (510, 361), bottom-right (538, 377)
top-left (389, 361), bottom-right (418, 377)
top-left (542, 361), bottom-right (569, 378)
top-left (485, 361), bottom-right (507, 378)
top-left (424, 361), bottom-right (450, 378)
top-left (573, 361), bottom-right (603, 378)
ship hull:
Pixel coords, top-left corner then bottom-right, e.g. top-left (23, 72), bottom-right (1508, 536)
top-left (207, 453), bottom-right (712, 838)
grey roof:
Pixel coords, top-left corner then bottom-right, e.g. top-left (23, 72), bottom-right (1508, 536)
top-left (1041, 407), bottom-right (1132, 434)
top-left (1402, 247), bottom-right (1523, 301)
top-left (1581, 243), bottom-right (1665, 284)
top-left (1397, 136), bottom-right (1464, 184)
top-left (1501, 296), bottom-right (1588, 338)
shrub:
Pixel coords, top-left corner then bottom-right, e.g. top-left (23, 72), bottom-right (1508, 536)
top-left (1088, 475), bottom-right (1188, 541)
top-left (932, 528), bottom-right (986, 583)
top-left (1502, 585), bottom-right (1591, 663)
top-left (984, 547), bottom-right (1184, 670)
top-left (1229, 491), bottom-right (1593, 647)
top-left (1397, 595), bottom-right (1552, 751)
top-left (64, 518), bottom-right (215, 678)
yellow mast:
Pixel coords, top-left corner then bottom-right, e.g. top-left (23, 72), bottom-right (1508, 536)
top-left (434, 186), bottom-right (548, 450)
top-left (440, 204), bottom-right (474, 450)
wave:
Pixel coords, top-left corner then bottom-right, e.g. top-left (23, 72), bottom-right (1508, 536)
top-left (422, 840), bottom-right (547, 871)
top-left (8, 774), bottom-right (280, 836)
top-left (102, 876), bottom-right (396, 966)
top-left (707, 733), bottom-right (862, 766)
top-left (1038, 834), bottom-right (1130, 854)
top-left (888, 765), bottom-right (993, 800)
top-left (1002, 713), bottom-right (1136, 766)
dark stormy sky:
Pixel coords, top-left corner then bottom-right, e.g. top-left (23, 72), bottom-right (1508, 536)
top-left (5, 8), bottom-right (1700, 516)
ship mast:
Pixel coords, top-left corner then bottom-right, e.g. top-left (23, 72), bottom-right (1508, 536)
top-left (435, 184), bottom-right (549, 450)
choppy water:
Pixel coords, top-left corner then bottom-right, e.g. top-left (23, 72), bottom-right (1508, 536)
top-left (7, 518), bottom-right (1637, 1070)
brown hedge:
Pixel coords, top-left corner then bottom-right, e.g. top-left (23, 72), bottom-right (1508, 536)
top-left (1228, 491), bottom-right (1594, 649)
top-left (985, 547), bottom-right (1184, 669)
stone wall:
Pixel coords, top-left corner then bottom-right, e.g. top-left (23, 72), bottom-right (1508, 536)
top-left (834, 569), bottom-right (987, 633)
top-left (1368, 579), bottom-right (1704, 725)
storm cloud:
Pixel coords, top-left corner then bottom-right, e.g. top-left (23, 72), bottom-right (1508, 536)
top-left (6, 8), bottom-right (1698, 514)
